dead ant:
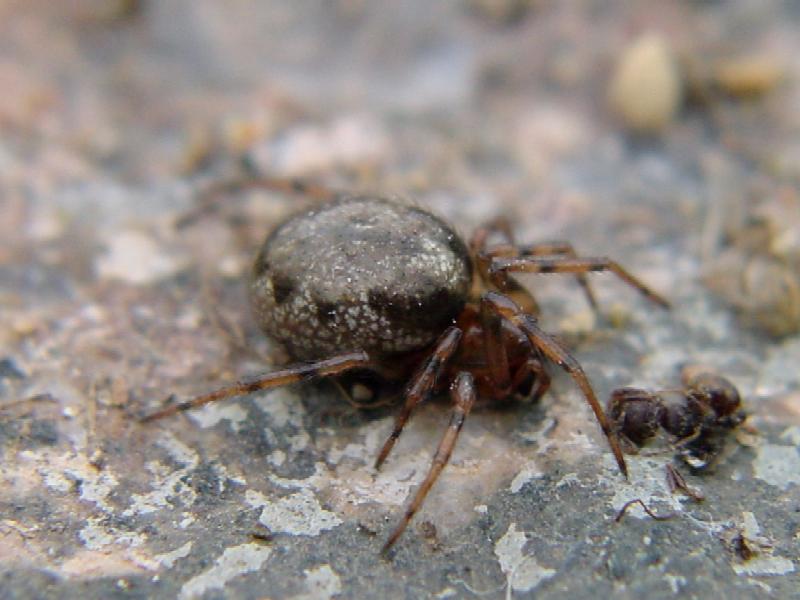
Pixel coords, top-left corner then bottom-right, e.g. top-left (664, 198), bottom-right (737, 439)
top-left (607, 367), bottom-right (746, 470)
top-left (142, 175), bottom-right (669, 553)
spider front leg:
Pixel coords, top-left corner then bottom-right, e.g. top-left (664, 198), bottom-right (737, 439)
top-left (469, 216), bottom-right (516, 252)
top-left (471, 221), bottom-right (600, 311)
top-left (470, 218), bottom-right (541, 315)
top-left (374, 326), bottom-right (462, 469)
top-left (482, 292), bottom-right (628, 477)
top-left (139, 351), bottom-right (371, 422)
top-left (516, 241), bottom-right (599, 310)
top-left (382, 371), bottom-right (477, 554)
top-left (479, 294), bottom-right (550, 401)
top-left (491, 255), bottom-right (669, 309)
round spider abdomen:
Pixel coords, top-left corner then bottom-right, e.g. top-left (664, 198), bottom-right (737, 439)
top-left (249, 196), bottom-right (472, 361)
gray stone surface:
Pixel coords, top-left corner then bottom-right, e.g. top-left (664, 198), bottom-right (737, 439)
top-left (1, 2), bottom-right (798, 599)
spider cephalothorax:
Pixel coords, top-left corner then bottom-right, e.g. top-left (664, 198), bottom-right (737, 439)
top-left (143, 177), bottom-right (669, 553)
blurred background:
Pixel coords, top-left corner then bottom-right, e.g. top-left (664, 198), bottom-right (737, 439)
top-left (2, 0), bottom-right (798, 333)
top-left (1, 1), bottom-right (798, 598)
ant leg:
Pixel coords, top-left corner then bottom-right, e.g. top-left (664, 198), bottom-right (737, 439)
top-left (491, 255), bottom-right (669, 309)
top-left (665, 464), bottom-right (705, 502)
top-left (140, 351), bottom-right (370, 422)
top-left (374, 327), bottom-right (462, 469)
top-left (482, 291), bottom-right (628, 477)
top-left (176, 174), bottom-right (342, 229)
top-left (382, 371), bottom-right (476, 554)
top-left (615, 499), bottom-right (675, 522)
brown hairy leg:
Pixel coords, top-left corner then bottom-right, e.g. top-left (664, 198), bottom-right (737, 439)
top-left (176, 174), bottom-right (341, 229)
top-left (382, 371), bottom-right (477, 554)
top-left (471, 220), bottom-right (600, 311)
top-left (512, 356), bottom-right (551, 402)
top-left (491, 255), bottom-right (669, 309)
top-left (479, 294), bottom-right (513, 395)
top-left (515, 241), bottom-right (600, 310)
top-left (470, 218), bottom-right (540, 315)
top-left (140, 351), bottom-right (370, 422)
top-left (374, 326), bottom-right (462, 469)
top-left (482, 291), bottom-right (629, 477)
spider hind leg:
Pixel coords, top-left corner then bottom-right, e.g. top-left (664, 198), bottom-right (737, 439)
top-left (139, 351), bottom-right (371, 422)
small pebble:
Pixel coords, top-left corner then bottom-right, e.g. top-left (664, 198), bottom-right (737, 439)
top-left (715, 57), bottom-right (783, 98)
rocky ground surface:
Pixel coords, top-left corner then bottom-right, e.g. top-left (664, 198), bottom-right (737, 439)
top-left (1, 1), bottom-right (799, 598)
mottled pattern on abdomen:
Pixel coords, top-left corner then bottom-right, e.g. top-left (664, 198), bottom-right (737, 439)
top-left (249, 197), bottom-right (472, 360)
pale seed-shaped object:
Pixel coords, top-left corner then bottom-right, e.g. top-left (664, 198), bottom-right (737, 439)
top-left (608, 33), bottom-right (683, 134)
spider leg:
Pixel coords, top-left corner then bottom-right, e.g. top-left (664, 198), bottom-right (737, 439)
top-left (665, 464), bottom-right (705, 501)
top-left (374, 326), bottom-right (462, 469)
top-left (469, 216), bottom-right (516, 251)
top-left (511, 357), bottom-right (551, 402)
top-left (477, 241), bottom-right (600, 310)
top-left (482, 291), bottom-right (629, 477)
top-left (516, 241), bottom-right (599, 310)
top-left (139, 351), bottom-right (370, 422)
top-left (485, 268), bottom-right (541, 316)
top-left (176, 174), bottom-right (341, 229)
top-left (479, 295), bottom-right (512, 395)
top-left (479, 294), bottom-right (551, 402)
top-left (471, 218), bottom-right (541, 315)
top-left (471, 222), bottom-right (599, 311)
top-left (382, 371), bottom-right (477, 554)
top-left (491, 255), bottom-right (669, 309)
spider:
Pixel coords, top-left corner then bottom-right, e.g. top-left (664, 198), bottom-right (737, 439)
top-left (608, 367), bottom-right (746, 470)
top-left (142, 176), bottom-right (669, 553)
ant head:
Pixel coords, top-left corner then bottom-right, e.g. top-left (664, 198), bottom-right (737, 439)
top-left (686, 373), bottom-right (742, 418)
